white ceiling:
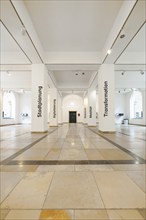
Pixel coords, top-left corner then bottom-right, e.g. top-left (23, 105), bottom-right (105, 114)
top-left (0, 0), bottom-right (145, 94)
top-left (0, 22), bottom-right (19, 52)
top-left (24, 0), bottom-right (123, 51)
top-left (126, 23), bottom-right (145, 52)
top-left (51, 70), bottom-right (95, 88)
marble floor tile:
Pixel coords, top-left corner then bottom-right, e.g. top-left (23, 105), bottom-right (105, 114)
top-left (39, 210), bottom-right (74, 220)
top-left (0, 165), bottom-right (38, 172)
top-left (126, 171), bottom-right (146, 192)
top-left (36, 165), bottom-right (74, 172)
top-left (75, 209), bottom-right (109, 219)
top-left (107, 209), bottom-right (144, 219)
top-left (62, 143), bottom-right (83, 149)
top-left (43, 172), bottom-right (104, 209)
top-left (75, 164), bottom-right (113, 171)
top-left (44, 148), bottom-right (61, 160)
top-left (138, 209), bottom-right (146, 219)
top-left (32, 142), bottom-right (56, 149)
top-left (85, 149), bottom-right (105, 160)
top-left (0, 172), bottom-right (25, 203)
top-left (14, 149), bottom-right (49, 160)
top-left (94, 171), bottom-right (145, 208)
top-left (111, 164), bottom-right (145, 171)
top-left (0, 209), bottom-right (10, 220)
top-left (98, 149), bottom-right (134, 160)
top-left (59, 149), bottom-right (88, 160)
top-left (1, 172), bottom-right (53, 209)
top-left (5, 210), bottom-right (41, 220)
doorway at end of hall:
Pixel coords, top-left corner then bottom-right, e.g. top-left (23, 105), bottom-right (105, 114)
top-left (69, 111), bottom-right (77, 123)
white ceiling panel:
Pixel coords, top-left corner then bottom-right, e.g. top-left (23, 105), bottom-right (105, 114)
top-left (24, 0), bottom-right (123, 51)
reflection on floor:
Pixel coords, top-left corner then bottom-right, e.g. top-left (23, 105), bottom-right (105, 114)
top-left (0, 123), bottom-right (146, 220)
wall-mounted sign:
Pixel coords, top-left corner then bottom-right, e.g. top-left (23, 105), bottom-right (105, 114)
top-left (84, 108), bottom-right (86, 118)
top-left (89, 106), bottom-right (92, 118)
top-left (53, 99), bottom-right (56, 118)
top-left (103, 81), bottom-right (108, 117)
top-left (37, 86), bottom-right (43, 117)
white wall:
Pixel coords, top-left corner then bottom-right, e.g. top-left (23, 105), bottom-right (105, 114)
top-left (115, 93), bottom-right (125, 124)
top-left (19, 93), bottom-right (31, 124)
top-left (83, 96), bottom-right (88, 124)
top-left (125, 90), bottom-right (146, 125)
top-left (0, 91), bottom-right (20, 125)
top-left (62, 95), bottom-right (84, 123)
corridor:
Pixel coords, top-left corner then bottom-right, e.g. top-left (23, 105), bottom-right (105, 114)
top-left (0, 124), bottom-right (145, 220)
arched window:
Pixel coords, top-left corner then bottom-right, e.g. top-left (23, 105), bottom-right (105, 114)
top-left (3, 91), bottom-right (15, 119)
top-left (130, 90), bottom-right (143, 119)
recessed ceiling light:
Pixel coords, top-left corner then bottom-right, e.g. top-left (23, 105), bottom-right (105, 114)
top-left (107, 49), bottom-right (112, 55)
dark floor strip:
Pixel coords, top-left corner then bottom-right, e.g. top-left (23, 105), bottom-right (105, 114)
top-left (88, 127), bottom-right (146, 164)
top-left (6, 159), bottom-right (145, 165)
top-left (0, 128), bottom-right (58, 166)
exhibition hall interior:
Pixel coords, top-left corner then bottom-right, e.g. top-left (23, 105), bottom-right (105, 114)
top-left (0, 0), bottom-right (146, 219)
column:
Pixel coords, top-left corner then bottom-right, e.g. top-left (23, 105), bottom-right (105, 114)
top-left (98, 64), bottom-right (115, 132)
top-left (88, 89), bottom-right (96, 126)
top-left (31, 64), bottom-right (48, 132)
top-left (49, 88), bottom-right (58, 126)
top-left (58, 93), bottom-right (62, 125)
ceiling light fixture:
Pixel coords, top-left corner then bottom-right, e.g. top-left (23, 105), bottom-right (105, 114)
top-left (107, 49), bottom-right (112, 55)
top-left (75, 72), bottom-right (78, 76)
top-left (121, 71), bottom-right (125, 75)
top-left (140, 70), bottom-right (144, 75)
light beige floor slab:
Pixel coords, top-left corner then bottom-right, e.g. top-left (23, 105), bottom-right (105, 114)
top-left (44, 148), bottom-right (61, 160)
top-left (0, 172), bottom-right (25, 203)
top-left (43, 172), bottom-right (104, 209)
top-left (75, 209), bottom-right (109, 219)
top-left (107, 209), bottom-right (144, 219)
top-left (85, 149), bottom-right (105, 160)
top-left (111, 164), bottom-right (145, 171)
top-left (39, 210), bottom-right (74, 220)
top-left (94, 171), bottom-right (145, 208)
top-left (0, 209), bottom-right (10, 220)
top-left (98, 149), bottom-right (134, 160)
top-left (5, 210), bottom-right (41, 220)
top-left (75, 164), bottom-right (113, 171)
top-left (14, 149), bottom-right (49, 160)
top-left (138, 209), bottom-right (146, 219)
top-left (1, 172), bottom-right (53, 209)
top-left (36, 165), bottom-right (74, 172)
top-left (126, 171), bottom-right (146, 192)
top-left (0, 165), bottom-right (38, 172)
top-left (59, 149), bottom-right (88, 160)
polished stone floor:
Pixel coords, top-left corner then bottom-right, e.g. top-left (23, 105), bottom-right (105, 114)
top-left (0, 123), bottom-right (146, 220)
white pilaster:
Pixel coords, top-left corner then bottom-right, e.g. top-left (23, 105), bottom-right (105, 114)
top-left (31, 64), bottom-right (48, 132)
top-left (98, 64), bottom-right (115, 132)
top-left (49, 88), bottom-right (58, 126)
top-left (58, 93), bottom-right (62, 125)
top-left (88, 89), bottom-right (96, 126)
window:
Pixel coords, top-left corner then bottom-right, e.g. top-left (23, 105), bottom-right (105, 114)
top-left (130, 90), bottom-right (143, 119)
top-left (3, 91), bottom-right (15, 119)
